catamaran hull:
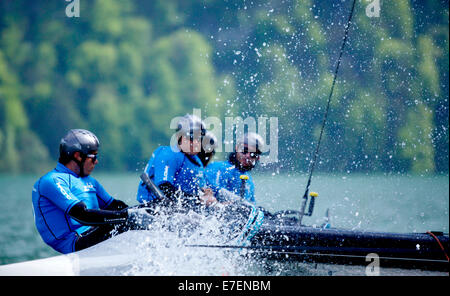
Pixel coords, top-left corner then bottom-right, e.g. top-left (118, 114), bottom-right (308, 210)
top-left (251, 222), bottom-right (449, 271)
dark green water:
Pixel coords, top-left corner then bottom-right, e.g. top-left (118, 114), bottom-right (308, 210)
top-left (0, 172), bottom-right (448, 272)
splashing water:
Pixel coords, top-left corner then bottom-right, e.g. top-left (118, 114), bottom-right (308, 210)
top-left (74, 209), bottom-right (264, 276)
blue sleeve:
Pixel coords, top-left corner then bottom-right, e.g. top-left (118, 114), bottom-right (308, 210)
top-left (91, 177), bottom-right (114, 209)
top-left (39, 175), bottom-right (80, 214)
top-left (152, 148), bottom-right (180, 186)
top-left (246, 177), bottom-right (255, 203)
top-left (137, 147), bottom-right (181, 203)
top-left (205, 162), bottom-right (230, 194)
top-left (204, 164), bottom-right (218, 193)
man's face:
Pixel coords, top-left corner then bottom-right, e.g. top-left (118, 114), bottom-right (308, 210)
top-left (236, 145), bottom-right (260, 170)
top-left (179, 136), bottom-right (201, 155)
top-left (82, 151), bottom-right (98, 176)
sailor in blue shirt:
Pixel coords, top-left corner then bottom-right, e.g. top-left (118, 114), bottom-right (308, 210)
top-left (32, 129), bottom-right (153, 254)
top-left (205, 132), bottom-right (265, 204)
top-left (137, 121), bottom-right (264, 246)
top-left (137, 115), bottom-right (217, 208)
top-left (200, 131), bottom-right (265, 246)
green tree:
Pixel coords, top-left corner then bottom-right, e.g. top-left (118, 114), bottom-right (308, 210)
top-left (0, 0), bottom-right (447, 174)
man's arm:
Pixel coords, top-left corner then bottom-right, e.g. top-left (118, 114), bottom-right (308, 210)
top-left (106, 199), bottom-right (128, 211)
top-left (69, 201), bottom-right (128, 225)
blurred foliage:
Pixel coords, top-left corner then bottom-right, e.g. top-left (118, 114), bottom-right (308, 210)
top-left (0, 0), bottom-right (448, 174)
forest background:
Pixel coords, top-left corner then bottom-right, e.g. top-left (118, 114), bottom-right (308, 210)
top-left (0, 0), bottom-right (448, 175)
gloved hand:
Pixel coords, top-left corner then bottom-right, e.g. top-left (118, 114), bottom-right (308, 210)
top-left (126, 207), bottom-right (154, 230)
top-left (106, 199), bottom-right (129, 211)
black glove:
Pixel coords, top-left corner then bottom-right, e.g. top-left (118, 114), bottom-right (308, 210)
top-left (106, 199), bottom-right (129, 211)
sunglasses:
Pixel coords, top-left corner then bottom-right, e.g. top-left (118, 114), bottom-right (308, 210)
top-left (246, 152), bottom-right (260, 159)
top-left (242, 146), bottom-right (261, 158)
top-left (188, 134), bottom-right (202, 141)
top-left (86, 154), bottom-right (98, 162)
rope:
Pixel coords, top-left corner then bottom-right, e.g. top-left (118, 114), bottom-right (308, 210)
top-left (426, 231), bottom-right (450, 262)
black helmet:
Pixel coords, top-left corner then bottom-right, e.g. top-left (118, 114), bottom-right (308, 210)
top-left (59, 129), bottom-right (100, 157)
top-left (176, 114), bottom-right (206, 139)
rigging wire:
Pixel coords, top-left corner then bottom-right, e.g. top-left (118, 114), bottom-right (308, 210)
top-left (299, 0), bottom-right (357, 223)
top-left (185, 244), bottom-right (449, 264)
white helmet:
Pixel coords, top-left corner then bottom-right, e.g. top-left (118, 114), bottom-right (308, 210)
top-left (236, 132), bottom-right (265, 153)
top-left (175, 114), bottom-right (206, 140)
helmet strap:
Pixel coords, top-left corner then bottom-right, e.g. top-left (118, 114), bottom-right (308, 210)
top-left (72, 154), bottom-right (87, 177)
